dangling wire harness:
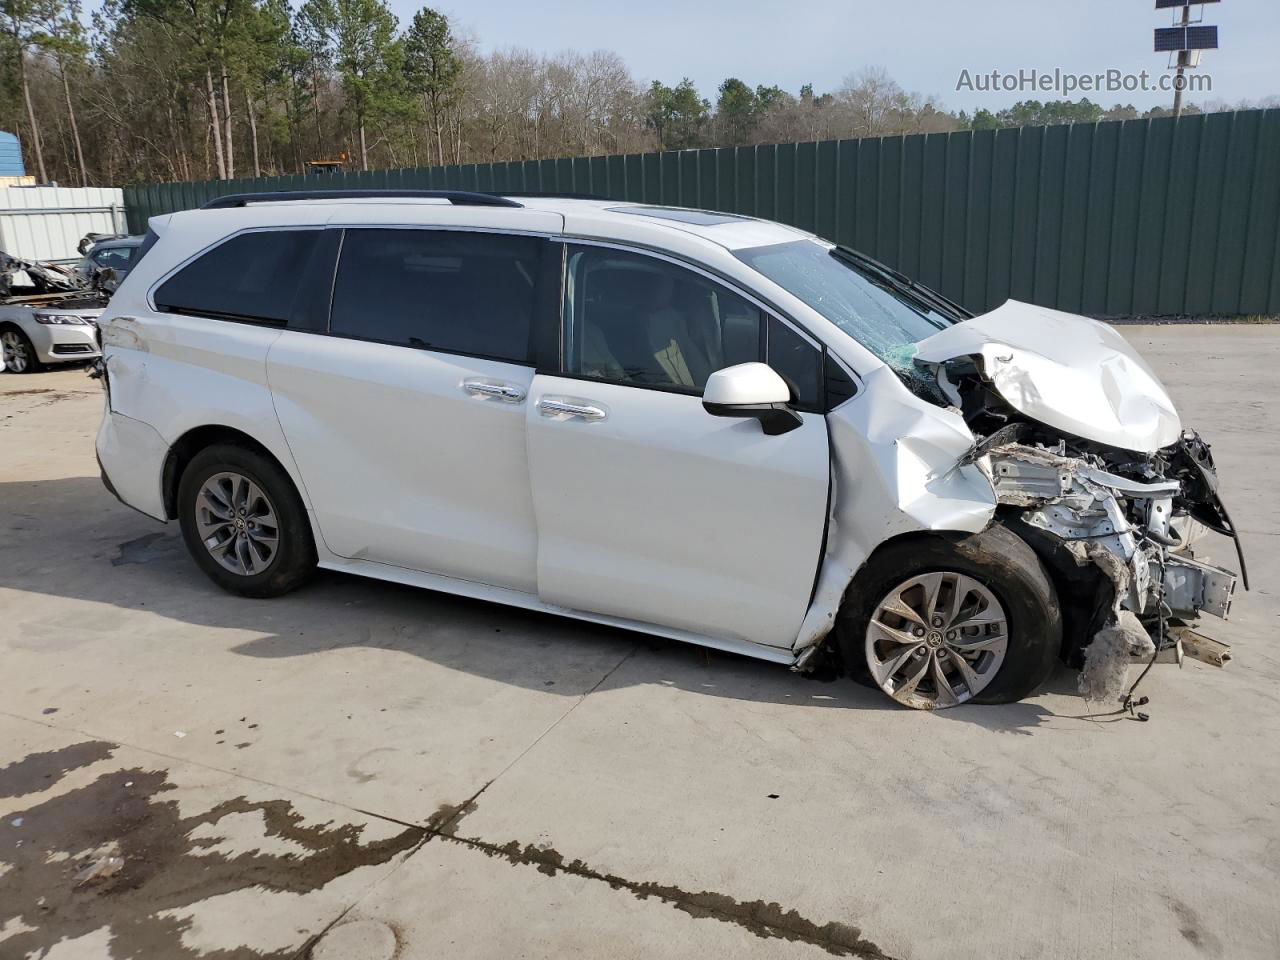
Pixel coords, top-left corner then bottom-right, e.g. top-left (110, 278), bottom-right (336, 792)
top-left (1121, 541), bottom-right (1171, 722)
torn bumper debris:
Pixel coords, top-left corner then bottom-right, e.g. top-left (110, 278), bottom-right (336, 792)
top-left (982, 438), bottom-right (1238, 699)
top-left (1169, 626), bottom-right (1233, 668)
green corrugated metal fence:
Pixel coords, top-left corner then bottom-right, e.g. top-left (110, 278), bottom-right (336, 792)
top-left (124, 108), bottom-right (1280, 317)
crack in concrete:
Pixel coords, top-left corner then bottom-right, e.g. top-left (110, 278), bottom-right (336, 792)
top-left (413, 798), bottom-right (896, 959)
top-left (447, 832), bottom-right (894, 958)
top-left (2, 646), bottom-right (883, 959)
top-left (287, 787), bottom-right (493, 959)
top-left (294, 652), bottom-right (640, 956)
top-left (306, 650), bottom-right (897, 958)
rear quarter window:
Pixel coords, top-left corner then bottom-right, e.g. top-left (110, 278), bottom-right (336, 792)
top-left (154, 229), bottom-right (319, 325)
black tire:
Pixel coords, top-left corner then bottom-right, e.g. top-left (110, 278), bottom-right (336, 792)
top-left (177, 443), bottom-right (316, 598)
top-left (1, 325), bottom-right (42, 374)
top-left (836, 525), bottom-right (1062, 706)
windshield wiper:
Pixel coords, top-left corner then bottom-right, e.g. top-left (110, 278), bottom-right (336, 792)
top-left (831, 246), bottom-right (972, 323)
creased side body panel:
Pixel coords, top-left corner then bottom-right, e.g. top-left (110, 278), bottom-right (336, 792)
top-left (794, 366), bottom-right (996, 654)
top-left (96, 407), bottom-right (169, 520)
top-left (98, 312), bottom-right (307, 516)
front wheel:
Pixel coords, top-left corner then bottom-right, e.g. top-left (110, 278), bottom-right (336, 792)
top-left (1, 326), bottom-right (40, 374)
top-left (837, 526), bottom-right (1062, 710)
top-left (177, 444), bottom-right (316, 598)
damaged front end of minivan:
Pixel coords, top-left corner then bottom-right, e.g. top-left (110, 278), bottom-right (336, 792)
top-left (914, 301), bottom-right (1244, 700)
top-left (797, 299), bottom-right (1244, 705)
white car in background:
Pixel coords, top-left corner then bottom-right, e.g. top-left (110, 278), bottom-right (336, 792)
top-left (93, 190), bottom-right (1244, 710)
top-left (0, 254), bottom-right (105, 373)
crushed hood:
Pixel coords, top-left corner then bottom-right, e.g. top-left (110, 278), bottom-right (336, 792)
top-left (913, 300), bottom-right (1181, 454)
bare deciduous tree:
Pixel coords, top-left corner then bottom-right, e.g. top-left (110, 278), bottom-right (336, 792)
top-left (7, 7), bottom-right (1229, 188)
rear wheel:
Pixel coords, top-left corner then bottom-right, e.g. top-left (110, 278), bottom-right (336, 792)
top-left (837, 526), bottom-right (1062, 710)
top-left (1, 327), bottom-right (40, 374)
top-left (177, 444), bottom-right (316, 597)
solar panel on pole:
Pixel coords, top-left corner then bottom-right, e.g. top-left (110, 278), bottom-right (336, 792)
top-left (1186, 25), bottom-right (1219, 49)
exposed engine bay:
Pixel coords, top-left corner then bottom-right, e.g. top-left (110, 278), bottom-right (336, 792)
top-left (980, 429), bottom-right (1241, 694)
top-left (910, 302), bottom-right (1245, 702)
top-left (0, 251), bottom-right (88, 297)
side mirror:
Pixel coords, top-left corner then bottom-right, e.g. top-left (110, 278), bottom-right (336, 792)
top-left (702, 362), bottom-right (803, 435)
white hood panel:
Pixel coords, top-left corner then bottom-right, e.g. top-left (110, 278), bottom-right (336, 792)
top-left (914, 300), bottom-right (1182, 454)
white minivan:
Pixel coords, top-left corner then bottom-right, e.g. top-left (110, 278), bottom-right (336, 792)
top-left (95, 190), bottom-right (1242, 710)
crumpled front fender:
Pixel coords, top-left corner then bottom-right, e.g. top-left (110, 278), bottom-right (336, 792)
top-left (793, 366), bottom-right (996, 655)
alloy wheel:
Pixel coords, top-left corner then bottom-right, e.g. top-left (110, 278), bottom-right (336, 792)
top-left (194, 471), bottom-right (280, 576)
top-left (865, 571), bottom-right (1009, 710)
top-left (2, 331), bottom-right (30, 372)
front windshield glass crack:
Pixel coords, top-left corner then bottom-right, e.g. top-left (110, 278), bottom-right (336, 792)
top-left (735, 239), bottom-right (956, 383)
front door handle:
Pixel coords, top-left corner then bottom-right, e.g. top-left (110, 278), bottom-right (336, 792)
top-left (462, 378), bottom-right (525, 403)
top-left (538, 397), bottom-right (607, 421)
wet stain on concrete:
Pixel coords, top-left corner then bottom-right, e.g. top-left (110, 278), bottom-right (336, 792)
top-left (0, 747), bottom-right (426, 959)
top-left (0, 739), bottom-right (115, 799)
top-left (110, 532), bottom-right (177, 567)
top-left (1167, 897), bottom-right (1223, 955)
top-left (425, 798), bottom-right (478, 836)
top-left (421, 796), bottom-right (893, 958)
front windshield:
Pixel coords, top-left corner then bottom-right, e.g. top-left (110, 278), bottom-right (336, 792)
top-left (735, 239), bottom-right (953, 373)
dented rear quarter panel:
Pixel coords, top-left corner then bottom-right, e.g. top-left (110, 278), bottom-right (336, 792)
top-left (97, 313), bottom-right (306, 521)
top-left (95, 212), bottom-right (317, 521)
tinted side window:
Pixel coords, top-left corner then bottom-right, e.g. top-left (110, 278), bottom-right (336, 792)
top-left (330, 229), bottom-right (541, 363)
top-left (155, 230), bottom-right (319, 325)
top-left (766, 316), bottom-right (822, 411)
top-left (565, 246), bottom-right (762, 392)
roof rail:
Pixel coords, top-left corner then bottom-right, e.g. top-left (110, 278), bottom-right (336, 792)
top-left (200, 189), bottom-right (524, 210)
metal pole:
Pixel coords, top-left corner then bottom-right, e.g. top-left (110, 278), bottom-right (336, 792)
top-left (1172, 5), bottom-right (1191, 117)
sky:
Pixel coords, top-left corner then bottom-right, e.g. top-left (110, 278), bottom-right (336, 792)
top-left (389, 0), bottom-right (1277, 112)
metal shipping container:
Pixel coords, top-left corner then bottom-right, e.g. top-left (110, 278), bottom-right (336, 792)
top-left (0, 132), bottom-right (25, 178)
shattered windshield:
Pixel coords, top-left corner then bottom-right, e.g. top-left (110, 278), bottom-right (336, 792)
top-left (734, 239), bottom-right (953, 377)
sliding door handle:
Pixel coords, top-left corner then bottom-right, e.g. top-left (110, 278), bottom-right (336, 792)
top-left (538, 397), bottom-right (607, 421)
top-left (462, 378), bottom-right (525, 402)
